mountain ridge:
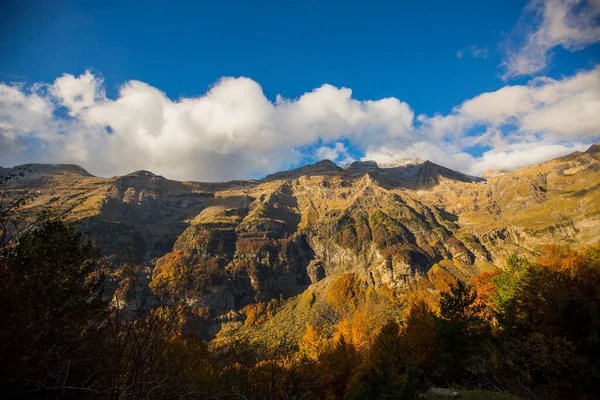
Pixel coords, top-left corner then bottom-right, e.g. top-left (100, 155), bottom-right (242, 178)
top-left (5, 140), bottom-right (597, 184)
top-left (2, 143), bottom-right (599, 337)
top-left (2, 156), bottom-right (478, 185)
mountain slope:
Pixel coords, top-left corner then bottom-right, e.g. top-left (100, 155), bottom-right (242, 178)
top-left (2, 144), bottom-right (599, 338)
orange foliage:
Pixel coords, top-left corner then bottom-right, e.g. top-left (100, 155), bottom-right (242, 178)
top-left (326, 273), bottom-right (363, 312)
top-left (428, 266), bottom-right (457, 292)
top-left (401, 301), bottom-right (437, 373)
top-left (299, 324), bottom-right (331, 361)
top-left (403, 267), bottom-right (457, 314)
top-left (403, 275), bottom-right (438, 313)
top-left (538, 244), bottom-right (588, 273)
top-left (243, 303), bottom-right (265, 326)
top-left (242, 299), bottom-right (281, 326)
top-left (334, 309), bottom-right (378, 352)
top-left (334, 318), bottom-right (352, 343)
top-left (472, 269), bottom-right (501, 319)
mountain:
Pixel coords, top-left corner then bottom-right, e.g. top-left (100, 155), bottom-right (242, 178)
top-left (2, 144), bottom-right (599, 337)
top-left (264, 159), bottom-right (343, 181)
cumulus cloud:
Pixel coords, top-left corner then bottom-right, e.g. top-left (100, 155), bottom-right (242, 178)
top-left (363, 140), bottom-right (590, 176)
top-left (364, 65), bottom-right (599, 174)
top-left (314, 142), bottom-right (355, 165)
top-left (0, 66), bottom-right (598, 180)
top-left (0, 73), bottom-right (414, 181)
top-left (419, 65), bottom-right (600, 141)
top-left (469, 142), bottom-right (590, 173)
top-left (363, 142), bottom-right (477, 172)
top-left (502, 0), bottom-right (600, 78)
top-left (51, 70), bottom-right (105, 115)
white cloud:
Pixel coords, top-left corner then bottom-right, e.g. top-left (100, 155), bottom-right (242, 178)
top-left (502, 0), bottom-right (600, 78)
top-left (315, 142), bottom-right (354, 165)
top-left (51, 70), bottom-right (105, 116)
top-left (470, 45), bottom-right (489, 59)
top-left (366, 65), bottom-right (599, 174)
top-left (0, 72), bottom-right (414, 181)
top-left (0, 67), bottom-right (598, 180)
top-left (457, 45), bottom-right (489, 60)
top-left (420, 65), bottom-right (600, 140)
top-left (363, 142), bottom-right (477, 172)
top-left (469, 142), bottom-right (590, 173)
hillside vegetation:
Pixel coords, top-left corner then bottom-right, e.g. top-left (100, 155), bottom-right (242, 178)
top-left (0, 144), bottom-right (599, 398)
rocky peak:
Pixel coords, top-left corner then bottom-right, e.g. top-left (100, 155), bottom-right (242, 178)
top-left (586, 142), bottom-right (600, 156)
top-left (344, 160), bottom-right (379, 174)
top-left (379, 158), bottom-right (425, 168)
top-left (481, 169), bottom-right (509, 179)
top-left (0, 163), bottom-right (94, 179)
top-left (263, 160), bottom-right (343, 181)
top-left (3, 147), bottom-right (599, 342)
top-left (413, 160), bottom-right (477, 187)
top-left (115, 170), bottom-right (168, 188)
top-left (125, 170), bottom-right (161, 178)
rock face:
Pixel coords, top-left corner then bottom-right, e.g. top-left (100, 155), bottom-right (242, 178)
top-left (2, 144), bottom-right (599, 327)
top-left (264, 160), bottom-right (343, 181)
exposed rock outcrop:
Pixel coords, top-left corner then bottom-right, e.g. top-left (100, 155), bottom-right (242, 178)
top-left (3, 143), bottom-right (599, 335)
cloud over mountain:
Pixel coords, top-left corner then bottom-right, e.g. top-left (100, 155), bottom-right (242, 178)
top-left (1, 66), bottom-right (598, 180)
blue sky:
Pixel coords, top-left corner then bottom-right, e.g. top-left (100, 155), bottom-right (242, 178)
top-left (1, 0), bottom-right (599, 180)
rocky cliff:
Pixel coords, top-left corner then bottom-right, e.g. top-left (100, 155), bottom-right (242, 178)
top-left (2, 144), bottom-right (599, 332)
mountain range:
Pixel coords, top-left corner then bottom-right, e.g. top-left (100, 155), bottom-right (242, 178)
top-left (2, 143), bottom-right (599, 338)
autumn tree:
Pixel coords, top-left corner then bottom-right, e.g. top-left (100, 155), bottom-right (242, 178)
top-left (401, 300), bottom-right (437, 376)
top-left (435, 280), bottom-right (492, 384)
top-left (492, 253), bottom-right (528, 315)
top-left (325, 273), bottom-right (364, 312)
top-left (471, 269), bottom-right (501, 325)
top-left (319, 335), bottom-right (360, 399)
top-left (497, 244), bottom-right (600, 399)
top-left (357, 319), bottom-right (426, 399)
top-left (298, 323), bottom-right (330, 361)
top-left (0, 220), bottom-right (105, 396)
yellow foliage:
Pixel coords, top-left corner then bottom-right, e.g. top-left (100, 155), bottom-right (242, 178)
top-left (472, 269), bottom-right (502, 326)
top-left (299, 324), bottom-right (331, 361)
top-left (401, 301), bottom-right (437, 373)
top-left (325, 273), bottom-right (363, 312)
top-left (351, 310), bottom-right (376, 351)
top-left (332, 309), bottom-right (379, 352)
top-left (242, 299), bottom-right (281, 326)
top-left (403, 275), bottom-right (439, 314)
top-left (334, 318), bottom-right (352, 344)
top-left (378, 283), bottom-right (397, 302)
top-left (150, 251), bottom-right (187, 294)
top-left (243, 303), bottom-right (266, 326)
